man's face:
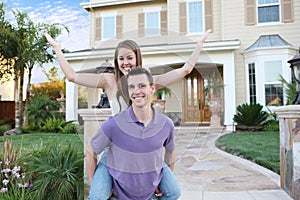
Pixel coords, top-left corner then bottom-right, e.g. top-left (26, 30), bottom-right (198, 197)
top-left (127, 74), bottom-right (155, 108)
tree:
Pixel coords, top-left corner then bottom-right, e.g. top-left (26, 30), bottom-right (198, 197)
top-left (0, 3), bottom-right (68, 128)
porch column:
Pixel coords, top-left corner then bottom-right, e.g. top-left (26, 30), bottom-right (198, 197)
top-left (274, 105), bottom-right (300, 199)
top-left (78, 108), bottom-right (112, 186)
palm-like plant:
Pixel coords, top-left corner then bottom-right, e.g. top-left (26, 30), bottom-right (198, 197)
top-left (279, 75), bottom-right (296, 105)
top-left (233, 103), bottom-right (269, 126)
top-left (23, 143), bottom-right (84, 200)
top-left (154, 87), bottom-right (172, 100)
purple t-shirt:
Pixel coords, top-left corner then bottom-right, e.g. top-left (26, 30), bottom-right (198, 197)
top-left (91, 106), bottom-right (175, 200)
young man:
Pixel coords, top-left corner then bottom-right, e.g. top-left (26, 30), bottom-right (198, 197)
top-left (88, 68), bottom-right (180, 200)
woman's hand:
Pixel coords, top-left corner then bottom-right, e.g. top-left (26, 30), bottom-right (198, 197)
top-left (44, 32), bottom-right (60, 49)
top-left (197, 29), bottom-right (212, 45)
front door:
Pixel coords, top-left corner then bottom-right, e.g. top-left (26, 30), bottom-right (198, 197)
top-left (182, 69), bottom-right (210, 125)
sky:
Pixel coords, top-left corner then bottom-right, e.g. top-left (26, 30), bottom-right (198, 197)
top-left (2, 0), bottom-right (90, 83)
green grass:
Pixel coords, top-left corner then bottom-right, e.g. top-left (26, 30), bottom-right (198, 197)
top-left (215, 132), bottom-right (280, 174)
top-left (0, 133), bottom-right (84, 153)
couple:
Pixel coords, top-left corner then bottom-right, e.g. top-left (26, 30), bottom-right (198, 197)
top-left (45, 29), bottom-right (211, 199)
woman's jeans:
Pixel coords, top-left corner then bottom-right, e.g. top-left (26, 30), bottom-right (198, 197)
top-left (88, 149), bottom-right (181, 200)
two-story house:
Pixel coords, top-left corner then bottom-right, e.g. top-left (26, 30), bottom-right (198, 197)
top-left (64, 0), bottom-right (300, 131)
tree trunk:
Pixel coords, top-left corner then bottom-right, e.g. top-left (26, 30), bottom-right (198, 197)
top-left (18, 67), bottom-right (25, 126)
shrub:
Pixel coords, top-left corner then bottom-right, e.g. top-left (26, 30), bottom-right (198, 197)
top-left (61, 122), bottom-right (80, 134)
top-left (25, 91), bottom-right (61, 130)
top-left (41, 117), bottom-right (73, 133)
top-left (0, 124), bottom-right (10, 136)
top-left (233, 103), bottom-right (269, 126)
top-left (263, 120), bottom-right (279, 132)
top-left (22, 142), bottom-right (83, 200)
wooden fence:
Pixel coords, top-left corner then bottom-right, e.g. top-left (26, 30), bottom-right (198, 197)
top-left (0, 101), bottom-right (15, 121)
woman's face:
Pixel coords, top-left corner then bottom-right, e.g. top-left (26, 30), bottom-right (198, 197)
top-left (117, 47), bottom-right (137, 75)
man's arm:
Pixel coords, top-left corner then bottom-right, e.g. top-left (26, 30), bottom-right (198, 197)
top-left (164, 150), bottom-right (176, 171)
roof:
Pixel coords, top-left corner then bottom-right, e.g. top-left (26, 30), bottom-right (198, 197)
top-left (245, 34), bottom-right (292, 51)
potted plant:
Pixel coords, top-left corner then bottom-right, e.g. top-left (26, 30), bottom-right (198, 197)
top-left (152, 87), bottom-right (172, 112)
top-left (204, 72), bottom-right (224, 127)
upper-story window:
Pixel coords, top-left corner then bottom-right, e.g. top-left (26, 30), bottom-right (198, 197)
top-left (138, 7), bottom-right (167, 37)
top-left (245, 0), bottom-right (293, 25)
top-left (144, 7), bottom-right (161, 36)
top-left (179, 0), bottom-right (213, 35)
top-left (101, 12), bottom-right (116, 40)
top-left (187, 0), bottom-right (204, 34)
top-left (257, 0), bottom-right (280, 23)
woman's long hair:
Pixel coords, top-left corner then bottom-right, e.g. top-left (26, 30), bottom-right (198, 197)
top-left (114, 40), bottom-right (142, 111)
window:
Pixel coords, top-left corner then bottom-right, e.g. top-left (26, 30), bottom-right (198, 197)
top-left (143, 7), bottom-right (161, 36)
top-left (187, 0), bottom-right (204, 34)
top-left (257, 0), bottom-right (280, 23)
top-left (248, 63), bottom-right (256, 104)
top-left (264, 61), bottom-right (283, 105)
top-left (102, 16), bottom-right (116, 40)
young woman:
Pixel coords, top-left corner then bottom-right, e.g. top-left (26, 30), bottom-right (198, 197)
top-left (45, 29), bottom-right (211, 199)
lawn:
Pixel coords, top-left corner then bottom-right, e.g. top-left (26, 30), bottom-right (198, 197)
top-left (0, 133), bottom-right (84, 153)
top-left (215, 131), bottom-right (280, 174)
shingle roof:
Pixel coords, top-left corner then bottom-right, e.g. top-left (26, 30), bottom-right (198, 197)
top-left (245, 34), bottom-right (292, 51)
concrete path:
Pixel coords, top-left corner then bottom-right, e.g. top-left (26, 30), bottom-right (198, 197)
top-left (173, 127), bottom-right (293, 200)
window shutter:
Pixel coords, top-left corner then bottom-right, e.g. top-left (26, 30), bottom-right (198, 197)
top-left (205, 0), bottom-right (213, 32)
top-left (160, 10), bottom-right (168, 35)
top-left (116, 15), bottom-right (123, 39)
top-left (179, 2), bottom-right (187, 35)
top-left (138, 13), bottom-right (145, 37)
top-left (282, 0), bottom-right (294, 23)
top-left (95, 17), bottom-right (102, 40)
top-left (245, 0), bottom-right (256, 25)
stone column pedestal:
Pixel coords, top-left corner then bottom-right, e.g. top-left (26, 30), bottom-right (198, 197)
top-left (78, 108), bottom-right (112, 186)
top-left (274, 105), bottom-right (300, 200)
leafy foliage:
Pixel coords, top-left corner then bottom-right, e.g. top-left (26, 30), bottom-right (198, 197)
top-left (279, 75), bottom-right (296, 105)
top-left (31, 80), bottom-right (65, 100)
top-left (154, 87), bottom-right (172, 100)
top-left (25, 91), bottom-right (60, 130)
top-left (263, 120), bottom-right (279, 132)
top-left (22, 142), bottom-right (84, 200)
top-left (0, 139), bottom-right (33, 200)
top-left (233, 103), bottom-right (268, 126)
top-left (41, 117), bottom-right (72, 133)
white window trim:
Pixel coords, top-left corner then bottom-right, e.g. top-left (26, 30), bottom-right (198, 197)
top-left (244, 48), bottom-right (292, 107)
top-left (143, 6), bottom-right (161, 36)
top-left (256, 0), bottom-right (281, 24)
top-left (101, 12), bottom-right (117, 40)
top-left (186, 0), bottom-right (205, 35)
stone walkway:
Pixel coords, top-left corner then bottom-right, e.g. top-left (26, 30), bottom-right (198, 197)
top-left (173, 127), bottom-right (292, 200)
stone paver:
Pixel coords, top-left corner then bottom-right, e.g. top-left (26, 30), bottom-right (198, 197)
top-left (173, 128), bottom-right (293, 200)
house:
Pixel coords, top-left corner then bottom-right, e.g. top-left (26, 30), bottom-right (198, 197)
top-left (64, 0), bottom-right (300, 131)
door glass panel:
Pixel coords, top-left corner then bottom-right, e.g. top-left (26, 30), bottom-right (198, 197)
top-left (187, 77), bottom-right (192, 105)
top-left (193, 76), bottom-right (198, 106)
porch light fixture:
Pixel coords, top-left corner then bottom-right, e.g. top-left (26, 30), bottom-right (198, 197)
top-left (288, 47), bottom-right (300, 104)
top-left (95, 59), bottom-right (114, 108)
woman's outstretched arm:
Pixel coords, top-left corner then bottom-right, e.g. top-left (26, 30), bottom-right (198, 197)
top-left (153, 29), bottom-right (211, 89)
top-left (44, 33), bottom-right (112, 89)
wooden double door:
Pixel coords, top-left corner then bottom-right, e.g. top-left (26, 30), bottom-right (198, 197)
top-left (182, 69), bottom-right (211, 125)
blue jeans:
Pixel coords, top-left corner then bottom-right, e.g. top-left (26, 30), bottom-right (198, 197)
top-left (88, 150), bottom-right (181, 200)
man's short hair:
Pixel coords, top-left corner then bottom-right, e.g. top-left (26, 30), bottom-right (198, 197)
top-left (127, 68), bottom-right (153, 85)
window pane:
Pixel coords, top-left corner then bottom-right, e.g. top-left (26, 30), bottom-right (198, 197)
top-left (258, 5), bottom-right (279, 23)
top-left (146, 12), bottom-right (159, 35)
top-left (258, 0), bottom-right (279, 4)
top-left (188, 1), bottom-right (203, 33)
top-left (103, 16), bottom-right (115, 39)
top-left (248, 63), bottom-right (256, 104)
top-left (264, 61), bottom-right (282, 82)
top-left (187, 77), bottom-right (192, 105)
top-left (193, 76), bottom-right (198, 106)
top-left (265, 84), bottom-right (283, 106)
